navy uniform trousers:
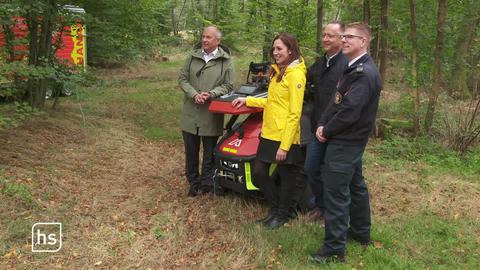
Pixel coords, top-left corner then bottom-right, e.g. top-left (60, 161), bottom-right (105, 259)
top-left (322, 142), bottom-right (371, 253)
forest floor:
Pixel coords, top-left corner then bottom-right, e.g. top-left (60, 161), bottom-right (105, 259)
top-left (1, 59), bottom-right (479, 269)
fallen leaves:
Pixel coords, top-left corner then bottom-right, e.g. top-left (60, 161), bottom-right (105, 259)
top-left (3, 249), bottom-right (17, 259)
top-left (373, 240), bottom-right (383, 249)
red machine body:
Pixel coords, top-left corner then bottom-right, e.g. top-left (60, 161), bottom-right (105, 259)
top-left (216, 112), bottom-right (262, 158)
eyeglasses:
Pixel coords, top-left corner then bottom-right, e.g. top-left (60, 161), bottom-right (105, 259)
top-left (322, 33), bottom-right (340, 39)
top-left (340, 34), bottom-right (366, 40)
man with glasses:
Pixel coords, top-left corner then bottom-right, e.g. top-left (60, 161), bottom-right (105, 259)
top-left (310, 22), bottom-right (382, 263)
top-left (178, 26), bottom-right (234, 196)
top-left (303, 21), bottom-right (348, 224)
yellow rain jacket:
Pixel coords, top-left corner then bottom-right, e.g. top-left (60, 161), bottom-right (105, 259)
top-left (246, 59), bottom-right (306, 151)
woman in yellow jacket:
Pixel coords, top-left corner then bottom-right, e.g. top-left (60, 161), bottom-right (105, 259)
top-left (232, 33), bottom-right (307, 229)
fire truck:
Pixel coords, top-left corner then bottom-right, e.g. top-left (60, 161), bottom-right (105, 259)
top-left (0, 5), bottom-right (86, 94)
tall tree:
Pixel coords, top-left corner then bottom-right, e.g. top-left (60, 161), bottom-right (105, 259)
top-left (262, 1), bottom-right (272, 62)
top-left (363, 0), bottom-right (370, 24)
top-left (424, 0), bottom-right (446, 133)
top-left (378, 0), bottom-right (388, 82)
top-left (409, 0), bottom-right (420, 137)
top-left (24, 0), bottom-right (59, 108)
top-left (335, 0), bottom-right (345, 20)
top-left (449, 0), bottom-right (480, 99)
top-left (316, 0), bottom-right (323, 54)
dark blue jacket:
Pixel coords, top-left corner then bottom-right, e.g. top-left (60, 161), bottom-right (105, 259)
top-left (306, 52), bottom-right (348, 134)
top-left (319, 54), bottom-right (382, 146)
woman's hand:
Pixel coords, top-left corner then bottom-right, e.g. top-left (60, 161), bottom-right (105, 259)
top-left (231, 97), bottom-right (247, 109)
top-left (276, 148), bottom-right (288, 162)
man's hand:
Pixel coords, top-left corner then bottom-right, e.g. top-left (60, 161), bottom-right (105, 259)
top-left (276, 148), bottom-right (288, 162)
top-left (194, 93), bottom-right (206, 104)
top-left (232, 97), bottom-right (247, 109)
top-left (200, 92), bottom-right (212, 101)
top-left (316, 126), bottom-right (327, 142)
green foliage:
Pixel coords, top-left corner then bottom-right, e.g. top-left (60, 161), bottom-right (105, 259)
top-left (379, 92), bottom-right (416, 120)
top-left (372, 136), bottom-right (480, 177)
top-left (152, 227), bottom-right (164, 239)
top-left (0, 101), bottom-right (42, 129)
top-left (82, 0), bottom-right (167, 65)
top-left (0, 170), bottom-right (36, 208)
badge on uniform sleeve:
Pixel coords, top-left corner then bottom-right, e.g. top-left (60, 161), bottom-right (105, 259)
top-left (334, 91), bottom-right (342, 104)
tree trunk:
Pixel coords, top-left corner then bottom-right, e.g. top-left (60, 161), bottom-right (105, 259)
top-left (2, 23), bottom-right (16, 62)
top-left (409, 0), bottom-right (420, 137)
top-left (363, 0), bottom-right (370, 24)
top-left (262, 2), bottom-right (272, 62)
top-left (449, 1), bottom-right (480, 99)
top-left (35, 0), bottom-right (55, 109)
top-left (424, 0), bottom-right (446, 133)
top-left (316, 0), bottom-right (323, 55)
top-left (171, 4), bottom-right (177, 35)
top-left (26, 10), bottom-right (39, 106)
top-left (379, 0), bottom-right (388, 83)
top-left (335, 0), bottom-right (345, 20)
top-left (370, 11), bottom-right (380, 64)
top-left (24, 0), bottom-right (57, 109)
top-left (213, 0), bottom-right (218, 22)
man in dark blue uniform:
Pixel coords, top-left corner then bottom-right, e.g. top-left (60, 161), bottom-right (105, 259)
top-left (304, 21), bottom-right (348, 223)
top-left (310, 22), bottom-right (382, 263)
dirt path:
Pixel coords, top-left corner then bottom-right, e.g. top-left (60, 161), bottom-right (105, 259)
top-left (0, 111), bottom-right (262, 269)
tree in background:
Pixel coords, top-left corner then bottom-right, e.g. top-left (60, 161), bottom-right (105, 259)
top-left (79, 0), bottom-right (166, 66)
top-left (449, 0), bottom-right (480, 99)
top-left (424, 0), bottom-right (446, 133)
top-left (316, 0), bottom-right (323, 54)
top-left (409, 0), bottom-right (420, 138)
top-left (0, 0), bottom-right (71, 108)
top-left (378, 0), bottom-right (388, 82)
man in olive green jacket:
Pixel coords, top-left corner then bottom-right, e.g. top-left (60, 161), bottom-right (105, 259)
top-left (178, 26), bottom-right (234, 196)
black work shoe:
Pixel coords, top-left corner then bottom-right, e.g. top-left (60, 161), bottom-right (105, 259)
top-left (263, 215), bottom-right (290, 230)
top-left (255, 210), bottom-right (276, 224)
top-left (347, 231), bottom-right (372, 246)
top-left (187, 184), bottom-right (199, 197)
top-left (309, 247), bottom-right (345, 264)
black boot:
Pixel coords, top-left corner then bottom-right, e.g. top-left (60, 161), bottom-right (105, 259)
top-left (309, 246), bottom-right (345, 263)
top-left (256, 208), bottom-right (277, 224)
top-left (263, 216), bottom-right (290, 229)
top-left (187, 183), bottom-right (200, 197)
top-left (265, 164), bottom-right (305, 229)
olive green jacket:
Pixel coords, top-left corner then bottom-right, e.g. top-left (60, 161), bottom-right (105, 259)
top-left (178, 46), bottom-right (234, 136)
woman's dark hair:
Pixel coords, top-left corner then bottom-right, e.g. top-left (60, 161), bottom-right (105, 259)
top-left (269, 33), bottom-right (302, 82)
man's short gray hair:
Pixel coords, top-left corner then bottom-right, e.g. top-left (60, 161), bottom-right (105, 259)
top-left (205, 25), bottom-right (222, 39)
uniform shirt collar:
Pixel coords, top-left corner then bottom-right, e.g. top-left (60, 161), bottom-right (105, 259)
top-left (202, 47), bottom-right (218, 63)
top-left (348, 52), bottom-right (367, 67)
top-left (325, 51), bottom-right (340, 67)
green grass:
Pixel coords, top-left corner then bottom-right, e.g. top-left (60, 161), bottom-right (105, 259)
top-left (0, 170), bottom-right (37, 208)
top-left (370, 136), bottom-right (480, 180)
top-left (79, 61), bottom-right (185, 141)
top-left (241, 213), bottom-right (480, 269)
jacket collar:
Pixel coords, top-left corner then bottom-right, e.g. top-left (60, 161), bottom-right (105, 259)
top-left (271, 57), bottom-right (305, 74)
top-left (345, 54), bottom-right (370, 74)
top-left (324, 51), bottom-right (344, 67)
top-left (191, 46), bottom-right (230, 60)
